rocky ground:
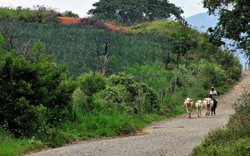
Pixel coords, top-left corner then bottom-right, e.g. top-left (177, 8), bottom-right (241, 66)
top-left (27, 71), bottom-right (250, 156)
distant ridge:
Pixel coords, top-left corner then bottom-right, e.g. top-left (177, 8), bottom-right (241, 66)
top-left (185, 12), bottom-right (218, 32)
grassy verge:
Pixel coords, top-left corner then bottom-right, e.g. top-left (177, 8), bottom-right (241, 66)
top-left (0, 111), bottom-right (167, 156)
top-left (193, 130), bottom-right (250, 156)
top-left (0, 133), bottom-right (44, 156)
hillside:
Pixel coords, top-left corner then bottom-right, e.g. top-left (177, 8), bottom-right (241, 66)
top-left (0, 19), bottom-right (192, 77)
top-left (0, 7), bottom-right (243, 156)
top-left (0, 15), bottom-right (242, 97)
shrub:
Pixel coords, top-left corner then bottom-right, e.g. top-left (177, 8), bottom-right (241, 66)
top-left (83, 110), bottom-right (139, 136)
top-left (93, 85), bottom-right (131, 113)
top-left (0, 40), bottom-right (69, 137)
top-left (76, 72), bottom-right (107, 112)
top-left (71, 87), bottom-right (88, 122)
top-left (227, 86), bottom-right (250, 137)
top-left (108, 73), bottom-right (160, 114)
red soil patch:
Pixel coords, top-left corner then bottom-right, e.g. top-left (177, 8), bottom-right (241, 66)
top-left (58, 16), bottom-right (129, 31)
top-left (58, 17), bottom-right (82, 25)
top-left (104, 23), bottom-right (129, 31)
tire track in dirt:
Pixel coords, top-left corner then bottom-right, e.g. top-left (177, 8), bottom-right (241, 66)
top-left (27, 71), bottom-right (250, 156)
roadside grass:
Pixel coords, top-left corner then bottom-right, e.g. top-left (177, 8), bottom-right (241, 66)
top-left (57, 111), bottom-right (165, 141)
top-left (0, 135), bottom-right (44, 156)
top-left (0, 111), bottom-right (166, 156)
top-left (193, 136), bottom-right (250, 156)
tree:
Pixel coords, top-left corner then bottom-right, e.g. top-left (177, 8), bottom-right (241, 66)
top-left (88, 0), bottom-right (183, 25)
top-left (171, 32), bottom-right (191, 66)
top-left (0, 39), bottom-right (69, 136)
top-left (203, 0), bottom-right (250, 59)
top-left (61, 10), bottom-right (79, 18)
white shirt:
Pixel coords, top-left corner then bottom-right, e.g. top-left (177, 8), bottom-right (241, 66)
top-left (210, 90), bottom-right (217, 96)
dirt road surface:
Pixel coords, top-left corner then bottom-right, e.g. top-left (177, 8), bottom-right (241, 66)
top-left (27, 71), bottom-right (250, 156)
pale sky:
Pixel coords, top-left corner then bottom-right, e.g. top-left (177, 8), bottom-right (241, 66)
top-left (0, 0), bottom-right (207, 18)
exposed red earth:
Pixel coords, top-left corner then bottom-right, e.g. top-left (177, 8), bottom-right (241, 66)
top-left (58, 17), bottom-right (129, 31)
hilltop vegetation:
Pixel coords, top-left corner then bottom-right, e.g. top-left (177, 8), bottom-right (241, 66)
top-left (0, 7), bottom-right (243, 156)
top-left (0, 6), bottom-right (61, 23)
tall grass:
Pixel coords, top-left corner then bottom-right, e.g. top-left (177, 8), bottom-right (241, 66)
top-left (0, 127), bottom-right (44, 156)
top-left (56, 110), bottom-right (163, 141)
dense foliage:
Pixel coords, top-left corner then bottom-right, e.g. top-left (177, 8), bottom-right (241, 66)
top-left (88, 0), bottom-right (184, 25)
top-left (0, 39), bottom-right (72, 137)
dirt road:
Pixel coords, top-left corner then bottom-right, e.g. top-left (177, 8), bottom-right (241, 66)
top-left (27, 71), bottom-right (250, 156)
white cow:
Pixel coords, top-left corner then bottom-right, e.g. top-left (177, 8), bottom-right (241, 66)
top-left (195, 100), bottom-right (203, 117)
top-left (184, 97), bottom-right (194, 118)
top-left (203, 98), bottom-right (214, 116)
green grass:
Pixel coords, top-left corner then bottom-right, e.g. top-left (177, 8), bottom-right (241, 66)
top-left (0, 110), bottom-right (165, 156)
top-left (0, 136), bottom-right (44, 156)
top-left (129, 20), bottom-right (199, 37)
top-left (57, 110), bottom-right (165, 141)
top-left (0, 8), bottom-right (35, 21)
top-left (193, 137), bottom-right (250, 156)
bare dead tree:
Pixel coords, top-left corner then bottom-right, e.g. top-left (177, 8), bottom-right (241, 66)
top-left (0, 20), bottom-right (33, 55)
top-left (0, 20), bottom-right (34, 59)
top-left (97, 42), bottom-right (110, 76)
top-left (0, 20), bottom-right (21, 51)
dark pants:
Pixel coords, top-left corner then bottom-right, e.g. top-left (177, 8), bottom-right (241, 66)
top-left (212, 98), bottom-right (217, 108)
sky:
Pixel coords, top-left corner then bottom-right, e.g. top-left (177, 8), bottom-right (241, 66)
top-left (0, 0), bottom-right (208, 18)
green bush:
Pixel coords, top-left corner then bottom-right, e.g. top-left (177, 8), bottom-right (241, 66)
top-left (83, 110), bottom-right (139, 136)
top-left (71, 87), bottom-right (88, 122)
top-left (109, 73), bottom-right (160, 114)
top-left (93, 85), bottom-right (131, 113)
top-left (76, 72), bottom-right (107, 112)
top-left (227, 87), bottom-right (250, 137)
top-left (126, 62), bottom-right (175, 99)
top-left (0, 40), bottom-right (69, 137)
top-left (215, 50), bottom-right (242, 81)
